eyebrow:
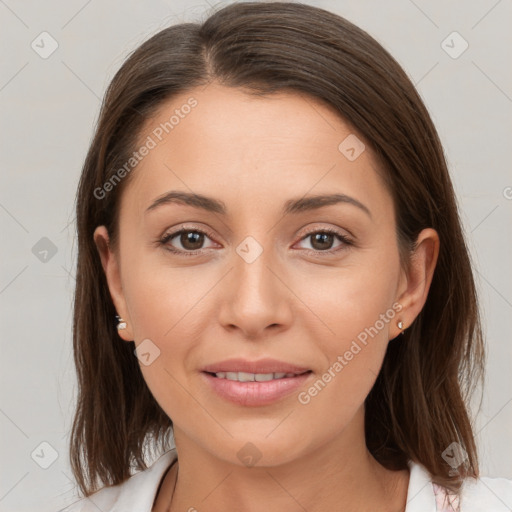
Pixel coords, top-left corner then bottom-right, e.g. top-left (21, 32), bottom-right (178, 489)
top-left (145, 191), bottom-right (372, 218)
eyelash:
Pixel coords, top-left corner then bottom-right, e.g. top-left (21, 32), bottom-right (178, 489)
top-left (158, 225), bottom-right (353, 257)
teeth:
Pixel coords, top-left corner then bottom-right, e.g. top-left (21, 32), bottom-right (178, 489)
top-left (237, 371), bottom-right (255, 382)
top-left (214, 371), bottom-right (299, 381)
top-left (255, 373), bottom-right (274, 381)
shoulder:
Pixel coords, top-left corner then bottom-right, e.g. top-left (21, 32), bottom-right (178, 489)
top-left (57, 449), bottom-right (177, 512)
top-left (458, 474), bottom-right (512, 511)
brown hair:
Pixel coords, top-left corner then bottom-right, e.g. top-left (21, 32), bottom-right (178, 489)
top-left (70, 0), bottom-right (485, 498)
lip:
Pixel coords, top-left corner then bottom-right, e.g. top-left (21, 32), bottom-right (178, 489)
top-left (201, 358), bottom-right (311, 375)
top-left (202, 371), bottom-right (313, 406)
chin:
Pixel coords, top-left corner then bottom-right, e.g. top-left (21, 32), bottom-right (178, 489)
top-left (209, 434), bottom-right (306, 469)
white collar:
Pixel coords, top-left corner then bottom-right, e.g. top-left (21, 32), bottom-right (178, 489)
top-left (405, 459), bottom-right (438, 511)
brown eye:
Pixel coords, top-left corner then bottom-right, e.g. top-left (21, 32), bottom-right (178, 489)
top-left (295, 228), bottom-right (353, 255)
top-left (178, 231), bottom-right (205, 250)
top-left (160, 228), bottom-right (217, 255)
top-left (309, 232), bottom-right (336, 251)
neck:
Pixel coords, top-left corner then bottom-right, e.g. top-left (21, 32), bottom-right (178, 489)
top-left (162, 410), bottom-right (409, 512)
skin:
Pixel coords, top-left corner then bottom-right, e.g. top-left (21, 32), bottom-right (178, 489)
top-left (94, 82), bottom-right (439, 512)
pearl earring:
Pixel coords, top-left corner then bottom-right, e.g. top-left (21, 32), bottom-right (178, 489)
top-left (397, 320), bottom-right (405, 334)
top-left (116, 315), bottom-right (127, 330)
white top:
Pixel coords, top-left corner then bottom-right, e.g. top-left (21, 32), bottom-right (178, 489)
top-left (58, 449), bottom-right (512, 511)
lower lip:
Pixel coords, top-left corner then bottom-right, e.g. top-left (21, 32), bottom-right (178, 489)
top-left (202, 371), bottom-right (312, 406)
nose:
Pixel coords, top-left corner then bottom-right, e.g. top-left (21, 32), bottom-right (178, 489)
top-left (218, 245), bottom-right (293, 340)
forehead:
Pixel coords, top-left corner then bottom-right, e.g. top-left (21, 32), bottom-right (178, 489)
top-left (120, 83), bottom-right (393, 222)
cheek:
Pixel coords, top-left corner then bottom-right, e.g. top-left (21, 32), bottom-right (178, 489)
top-left (125, 269), bottom-right (201, 421)
top-left (295, 296), bottom-right (396, 430)
top-left (123, 262), bottom-right (207, 341)
top-left (119, 264), bottom-right (198, 396)
top-left (301, 260), bottom-right (399, 344)
top-left (294, 260), bottom-right (399, 401)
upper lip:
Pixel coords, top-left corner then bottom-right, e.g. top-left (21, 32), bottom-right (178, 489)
top-left (202, 358), bottom-right (311, 375)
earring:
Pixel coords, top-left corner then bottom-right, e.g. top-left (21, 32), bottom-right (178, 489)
top-left (116, 314), bottom-right (127, 330)
top-left (397, 320), bottom-right (405, 334)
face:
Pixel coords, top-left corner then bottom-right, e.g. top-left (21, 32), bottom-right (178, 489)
top-left (94, 83), bottom-right (437, 468)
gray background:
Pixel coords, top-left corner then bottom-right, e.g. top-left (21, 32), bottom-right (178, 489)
top-left (1, 1), bottom-right (511, 511)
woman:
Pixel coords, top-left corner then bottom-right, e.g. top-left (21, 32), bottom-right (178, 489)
top-left (59, 2), bottom-right (512, 511)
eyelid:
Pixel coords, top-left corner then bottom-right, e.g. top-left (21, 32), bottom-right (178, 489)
top-left (298, 224), bottom-right (352, 240)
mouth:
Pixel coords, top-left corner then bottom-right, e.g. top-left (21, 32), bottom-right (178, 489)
top-left (201, 369), bottom-right (313, 406)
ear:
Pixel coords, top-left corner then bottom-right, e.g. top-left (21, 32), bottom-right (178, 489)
top-left (392, 228), bottom-right (440, 338)
top-left (93, 225), bottom-right (134, 342)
